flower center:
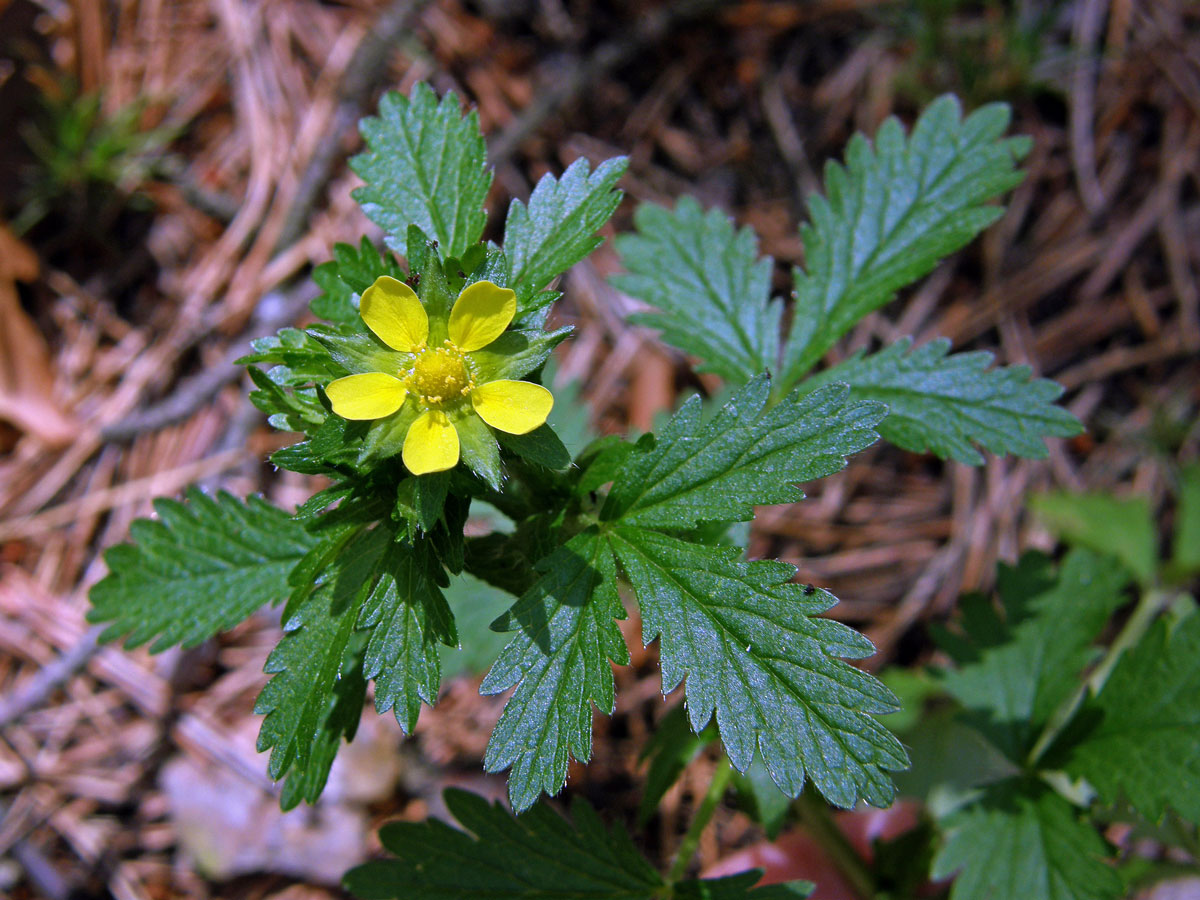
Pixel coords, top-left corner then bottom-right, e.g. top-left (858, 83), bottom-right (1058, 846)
top-left (407, 342), bottom-right (474, 406)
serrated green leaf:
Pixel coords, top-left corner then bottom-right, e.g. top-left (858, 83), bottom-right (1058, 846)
top-left (359, 538), bottom-right (455, 734)
top-left (350, 83), bottom-right (491, 259)
top-left (613, 197), bottom-right (781, 384)
top-left (497, 423), bottom-right (572, 470)
top-left (1031, 491), bottom-right (1157, 586)
top-left (247, 374), bottom-right (312, 430)
top-left (502, 157), bottom-right (627, 315)
top-left (936, 549), bottom-right (1130, 763)
top-left (280, 633), bottom-right (367, 810)
top-left (88, 489), bottom-right (315, 652)
top-left (610, 527), bottom-right (908, 808)
top-left (800, 337), bottom-right (1081, 464)
top-left (311, 237), bottom-right (406, 323)
top-left (781, 96), bottom-right (1028, 388)
top-left (1173, 464), bottom-right (1200, 576)
top-left (344, 788), bottom-right (812, 900)
top-left (254, 526), bottom-right (391, 785)
top-left (932, 780), bottom-right (1121, 900)
top-left (479, 530), bottom-right (629, 812)
top-left (1063, 607), bottom-right (1200, 823)
top-left (600, 376), bottom-right (883, 530)
top-left (732, 757), bottom-right (792, 840)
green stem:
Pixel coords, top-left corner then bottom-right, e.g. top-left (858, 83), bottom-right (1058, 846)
top-left (795, 788), bottom-right (877, 900)
top-left (667, 758), bottom-right (734, 884)
top-left (1027, 587), bottom-right (1172, 767)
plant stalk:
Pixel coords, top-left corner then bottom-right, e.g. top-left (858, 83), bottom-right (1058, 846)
top-left (1027, 587), bottom-right (1172, 767)
top-left (795, 788), bottom-right (877, 900)
top-left (667, 757), bottom-right (734, 884)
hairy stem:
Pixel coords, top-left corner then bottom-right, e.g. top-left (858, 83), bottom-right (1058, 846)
top-left (667, 757), bottom-right (734, 884)
top-left (795, 788), bottom-right (877, 899)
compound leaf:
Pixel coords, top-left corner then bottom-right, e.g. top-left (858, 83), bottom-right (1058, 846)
top-left (89, 489), bottom-right (314, 652)
top-left (480, 530), bottom-right (630, 812)
top-left (613, 197), bottom-right (780, 384)
top-left (344, 789), bottom-right (812, 900)
top-left (503, 157), bottom-right (627, 315)
top-left (802, 338), bottom-right (1081, 465)
top-left (600, 376), bottom-right (883, 530)
top-left (1063, 607), bottom-right (1200, 823)
top-left (351, 83), bottom-right (491, 259)
top-left (932, 780), bottom-right (1121, 900)
top-left (781, 96), bottom-right (1028, 388)
top-left (610, 526), bottom-right (908, 808)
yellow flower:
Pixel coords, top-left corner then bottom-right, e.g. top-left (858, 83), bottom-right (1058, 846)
top-left (325, 276), bottom-right (553, 476)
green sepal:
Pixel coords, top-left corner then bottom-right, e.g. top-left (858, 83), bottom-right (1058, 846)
top-left (407, 227), bottom-right (455, 331)
top-left (468, 245), bottom-right (510, 288)
top-left (310, 323), bottom-right (408, 377)
top-left (359, 403), bottom-right (422, 467)
top-left (468, 326), bottom-right (572, 383)
top-left (451, 405), bottom-right (503, 490)
top-left (443, 243), bottom-right (489, 292)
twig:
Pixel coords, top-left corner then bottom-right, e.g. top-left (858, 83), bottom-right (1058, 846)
top-left (103, 0), bottom-right (429, 441)
top-left (0, 449), bottom-right (246, 542)
top-left (0, 627), bottom-right (101, 731)
top-left (273, 0), bottom-right (434, 253)
top-left (1069, 0), bottom-right (1108, 215)
top-left (101, 284), bottom-right (315, 441)
top-left (488, 0), bottom-right (732, 170)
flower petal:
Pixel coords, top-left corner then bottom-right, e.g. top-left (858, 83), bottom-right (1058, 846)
top-left (402, 410), bottom-right (460, 474)
top-left (361, 276), bottom-right (428, 351)
top-left (326, 373), bottom-right (407, 420)
top-left (447, 281), bottom-right (517, 351)
top-left (471, 380), bottom-right (553, 434)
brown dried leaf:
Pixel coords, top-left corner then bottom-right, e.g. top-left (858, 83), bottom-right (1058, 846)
top-left (0, 224), bottom-right (77, 446)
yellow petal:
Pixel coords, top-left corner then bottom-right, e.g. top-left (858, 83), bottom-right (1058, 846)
top-left (402, 410), bottom-right (460, 474)
top-left (326, 373), bottom-right (407, 420)
top-left (447, 281), bottom-right (517, 352)
top-left (471, 380), bottom-right (553, 435)
top-left (361, 276), bottom-right (428, 351)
